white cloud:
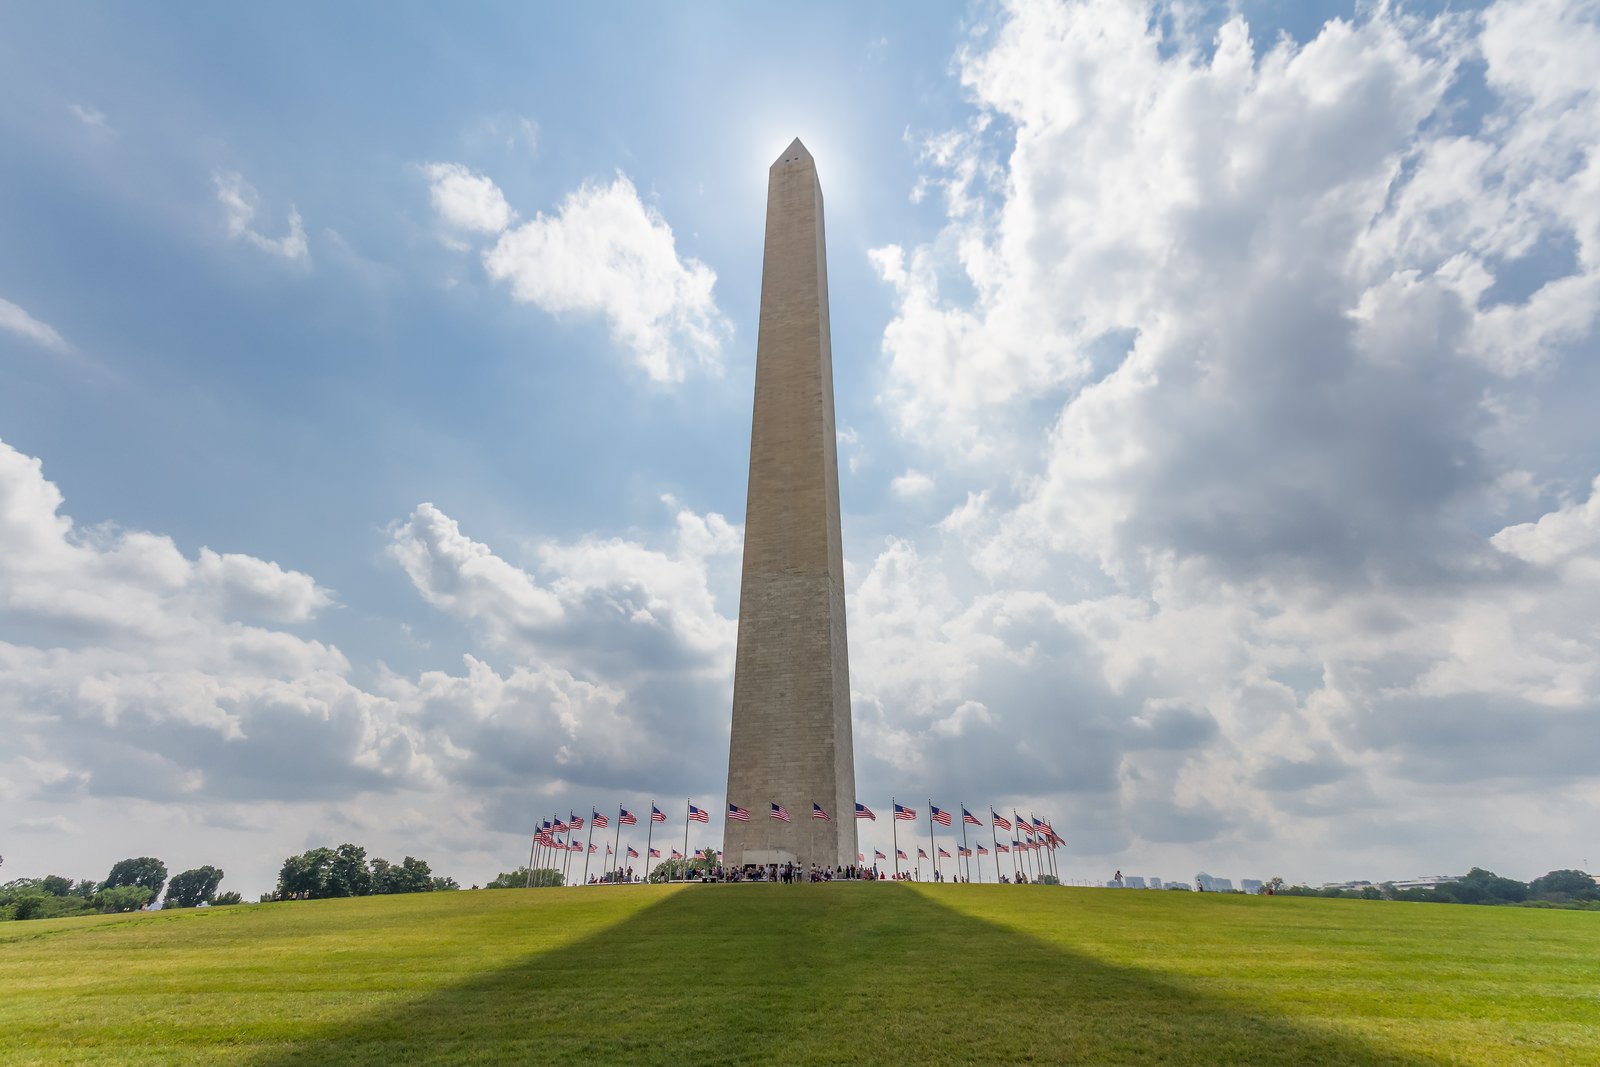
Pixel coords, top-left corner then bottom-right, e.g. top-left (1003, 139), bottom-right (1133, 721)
top-left (68, 103), bottom-right (108, 130)
top-left (890, 469), bottom-right (935, 499)
top-left (845, 0), bottom-right (1600, 881)
top-left (423, 163), bottom-right (516, 234)
top-left (0, 296), bottom-right (70, 353)
top-left (213, 171), bottom-right (309, 262)
top-left (474, 172), bottom-right (730, 382)
top-left (0, 436), bottom-right (743, 892)
top-left (388, 495), bottom-right (740, 674)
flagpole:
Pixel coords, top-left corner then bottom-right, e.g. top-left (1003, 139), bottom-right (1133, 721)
top-left (529, 821), bottom-right (541, 886)
top-left (583, 806), bottom-right (595, 885)
top-left (1013, 810), bottom-right (1024, 881)
top-left (959, 801), bottom-right (970, 883)
top-left (613, 807), bottom-right (623, 882)
top-left (891, 797), bottom-right (900, 880)
top-left (927, 801), bottom-right (937, 883)
top-left (683, 800), bottom-right (691, 882)
top-left (990, 810), bottom-right (1001, 884)
top-left (645, 802), bottom-right (656, 885)
top-left (560, 811), bottom-right (569, 884)
top-left (809, 800), bottom-right (817, 874)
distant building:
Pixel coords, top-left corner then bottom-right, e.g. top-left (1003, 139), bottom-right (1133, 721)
top-left (1386, 875), bottom-right (1466, 891)
top-left (1196, 871), bottom-right (1218, 892)
top-left (1212, 877), bottom-right (1235, 892)
top-left (1241, 879), bottom-right (1263, 894)
top-left (1125, 876), bottom-right (1147, 889)
top-left (1148, 876), bottom-right (1163, 889)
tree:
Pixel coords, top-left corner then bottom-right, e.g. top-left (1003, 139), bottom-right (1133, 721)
top-left (327, 844), bottom-right (372, 898)
top-left (94, 885), bottom-right (153, 913)
top-left (276, 847), bottom-right (336, 900)
top-left (430, 876), bottom-right (460, 892)
top-left (103, 857), bottom-right (168, 901)
top-left (485, 867), bottom-right (561, 888)
top-left (370, 855), bottom-right (434, 894)
top-left (213, 891), bottom-right (244, 906)
top-left (165, 866), bottom-right (225, 909)
top-left (38, 875), bottom-right (74, 897)
top-left (1529, 869), bottom-right (1599, 902)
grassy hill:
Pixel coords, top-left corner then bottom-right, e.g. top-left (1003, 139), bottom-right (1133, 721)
top-left (2, 883), bottom-right (1596, 1064)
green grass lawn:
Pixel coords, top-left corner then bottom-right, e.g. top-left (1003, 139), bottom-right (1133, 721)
top-left (2, 883), bottom-right (1597, 1064)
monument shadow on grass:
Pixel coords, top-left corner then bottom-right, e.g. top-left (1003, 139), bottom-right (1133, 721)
top-left (254, 884), bottom-right (1425, 1066)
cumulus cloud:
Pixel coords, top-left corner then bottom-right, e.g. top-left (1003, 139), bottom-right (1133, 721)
top-left (0, 435), bottom-right (749, 889)
top-left (423, 163), bottom-right (516, 234)
top-left (849, 0), bottom-right (1600, 879)
top-left (0, 296), bottom-right (70, 353)
top-left (213, 171), bottom-right (309, 262)
top-left (890, 469), bottom-right (935, 499)
top-left (388, 494), bottom-right (740, 676)
top-left (423, 163), bottom-right (730, 382)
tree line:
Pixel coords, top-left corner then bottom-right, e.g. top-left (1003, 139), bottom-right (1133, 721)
top-left (0, 856), bottom-right (240, 921)
top-left (1275, 867), bottom-right (1599, 907)
top-left (269, 844), bottom-right (459, 900)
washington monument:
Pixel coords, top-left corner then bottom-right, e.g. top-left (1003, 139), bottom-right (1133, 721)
top-left (723, 139), bottom-right (857, 869)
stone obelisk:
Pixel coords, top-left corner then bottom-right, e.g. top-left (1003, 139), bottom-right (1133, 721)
top-left (723, 138), bottom-right (857, 870)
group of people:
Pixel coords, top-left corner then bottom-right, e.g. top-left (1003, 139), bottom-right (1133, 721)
top-left (727, 862), bottom-right (881, 883)
top-left (581, 863), bottom-right (1042, 886)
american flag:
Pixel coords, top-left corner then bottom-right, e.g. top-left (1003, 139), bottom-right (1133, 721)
top-left (1032, 816), bottom-right (1046, 833)
top-left (812, 803), bottom-right (830, 822)
top-left (688, 804), bottom-right (709, 823)
top-left (716, 850), bottom-right (723, 858)
top-left (991, 811), bottom-right (1011, 831)
top-left (893, 803), bottom-right (917, 821)
top-left (534, 831), bottom-right (552, 845)
top-left (874, 850), bottom-right (888, 860)
top-left (958, 847), bottom-right (972, 857)
top-left (897, 849), bottom-right (909, 860)
top-left (671, 849), bottom-right (683, 859)
top-left (570, 816), bottom-right (584, 830)
top-left (569, 842), bottom-right (583, 852)
top-left (977, 845), bottom-right (990, 855)
top-left (651, 805), bottom-right (667, 823)
top-left (930, 805), bottom-right (953, 827)
top-left (649, 848), bottom-right (661, 858)
top-left (996, 842), bottom-right (1010, 853)
top-left (606, 844), bottom-right (614, 855)
top-left (917, 848), bottom-right (929, 859)
top-left (619, 808), bottom-right (638, 826)
top-left (938, 847), bottom-right (952, 858)
top-left (855, 802), bottom-right (876, 821)
top-left (858, 853), bottom-right (865, 863)
top-left (589, 843), bottom-right (599, 854)
top-left (1012, 840), bottom-right (1023, 851)
top-left (553, 819), bottom-right (568, 833)
top-left (962, 808), bottom-right (982, 826)
top-left (728, 803), bottom-right (750, 821)
top-left (592, 811), bottom-right (610, 829)
top-left (771, 803), bottom-right (790, 822)
top-left (626, 846), bottom-right (639, 859)
top-left (541, 820), bottom-right (552, 833)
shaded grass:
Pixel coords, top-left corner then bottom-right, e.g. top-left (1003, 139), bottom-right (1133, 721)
top-left (2, 884), bottom-right (1597, 1064)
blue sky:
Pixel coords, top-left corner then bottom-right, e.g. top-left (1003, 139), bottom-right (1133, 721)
top-left (4, 0), bottom-right (1599, 896)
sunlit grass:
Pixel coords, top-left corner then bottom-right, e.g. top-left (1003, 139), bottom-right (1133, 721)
top-left (2, 884), bottom-right (1596, 1064)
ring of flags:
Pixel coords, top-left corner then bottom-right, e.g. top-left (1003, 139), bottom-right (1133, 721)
top-left (532, 798), bottom-right (1064, 884)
